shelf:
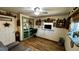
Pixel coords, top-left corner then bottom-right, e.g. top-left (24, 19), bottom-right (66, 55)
top-left (69, 8), bottom-right (79, 17)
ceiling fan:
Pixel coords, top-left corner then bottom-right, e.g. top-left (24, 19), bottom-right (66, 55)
top-left (33, 7), bottom-right (48, 15)
top-left (24, 7), bottom-right (48, 16)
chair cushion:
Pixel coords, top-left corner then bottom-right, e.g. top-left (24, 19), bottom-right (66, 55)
top-left (6, 41), bottom-right (33, 51)
top-left (10, 44), bottom-right (27, 51)
top-left (6, 41), bottom-right (19, 50)
top-left (0, 41), bottom-right (8, 51)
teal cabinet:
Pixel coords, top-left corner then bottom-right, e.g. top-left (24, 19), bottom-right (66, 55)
top-left (23, 30), bottom-right (29, 38)
top-left (23, 28), bottom-right (37, 39)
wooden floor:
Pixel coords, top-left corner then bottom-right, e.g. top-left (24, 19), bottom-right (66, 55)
top-left (20, 37), bottom-right (65, 51)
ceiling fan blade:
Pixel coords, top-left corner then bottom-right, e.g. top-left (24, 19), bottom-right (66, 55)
top-left (42, 11), bottom-right (48, 14)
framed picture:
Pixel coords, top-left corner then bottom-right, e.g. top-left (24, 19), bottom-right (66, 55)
top-left (36, 19), bottom-right (41, 25)
top-left (29, 18), bottom-right (34, 28)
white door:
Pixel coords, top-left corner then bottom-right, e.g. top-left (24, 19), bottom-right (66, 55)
top-left (0, 18), bottom-right (15, 45)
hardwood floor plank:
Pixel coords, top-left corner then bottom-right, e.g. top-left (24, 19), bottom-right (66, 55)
top-left (20, 37), bottom-right (65, 51)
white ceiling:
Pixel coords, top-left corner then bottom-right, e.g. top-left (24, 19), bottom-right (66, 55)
top-left (0, 7), bottom-right (74, 17)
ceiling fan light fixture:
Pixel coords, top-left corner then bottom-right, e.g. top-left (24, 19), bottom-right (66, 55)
top-left (34, 7), bottom-right (42, 15)
top-left (34, 11), bottom-right (40, 16)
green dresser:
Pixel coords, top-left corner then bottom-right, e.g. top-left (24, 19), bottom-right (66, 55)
top-left (23, 28), bottom-right (37, 39)
top-left (23, 29), bottom-right (29, 38)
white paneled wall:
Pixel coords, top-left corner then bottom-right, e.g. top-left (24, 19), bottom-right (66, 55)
top-left (0, 15), bottom-right (16, 45)
top-left (34, 15), bottom-right (68, 42)
top-left (36, 27), bottom-right (68, 42)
